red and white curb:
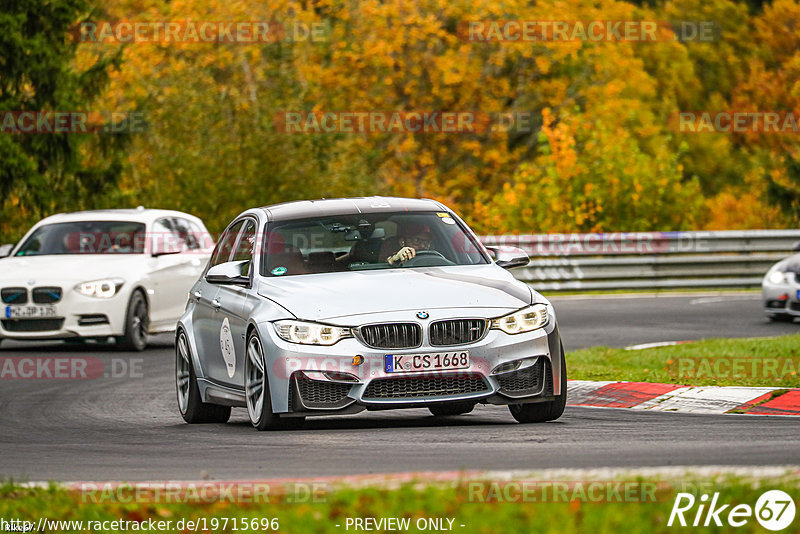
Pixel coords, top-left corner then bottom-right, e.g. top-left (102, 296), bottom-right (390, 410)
top-left (567, 380), bottom-right (800, 416)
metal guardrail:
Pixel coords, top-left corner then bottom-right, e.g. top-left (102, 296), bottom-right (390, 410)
top-left (480, 230), bottom-right (800, 291)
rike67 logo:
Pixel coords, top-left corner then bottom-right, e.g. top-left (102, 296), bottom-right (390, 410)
top-left (668, 490), bottom-right (796, 531)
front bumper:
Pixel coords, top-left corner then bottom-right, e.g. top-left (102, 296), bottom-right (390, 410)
top-left (0, 289), bottom-right (130, 340)
top-left (254, 317), bottom-right (563, 414)
top-left (762, 277), bottom-right (800, 317)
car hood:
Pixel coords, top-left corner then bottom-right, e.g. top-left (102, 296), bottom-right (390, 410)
top-left (256, 264), bottom-right (533, 321)
top-left (779, 253), bottom-right (800, 273)
top-left (0, 255), bottom-right (146, 285)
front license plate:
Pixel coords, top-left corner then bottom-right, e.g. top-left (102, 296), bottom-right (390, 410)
top-left (5, 305), bottom-right (57, 319)
top-left (384, 351), bottom-right (470, 373)
top-left (797, 289), bottom-right (800, 300)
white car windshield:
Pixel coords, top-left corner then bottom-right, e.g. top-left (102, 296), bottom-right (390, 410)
top-left (261, 212), bottom-right (489, 276)
top-left (15, 221), bottom-right (146, 256)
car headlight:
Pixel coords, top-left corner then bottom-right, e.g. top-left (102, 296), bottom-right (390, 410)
top-left (274, 320), bottom-right (352, 346)
top-left (74, 278), bottom-right (125, 298)
top-left (491, 304), bottom-right (550, 334)
top-left (767, 271), bottom-right (788, 284)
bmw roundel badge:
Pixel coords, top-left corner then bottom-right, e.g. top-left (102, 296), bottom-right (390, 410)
top-left (416, 311), bottom-right (429, 319)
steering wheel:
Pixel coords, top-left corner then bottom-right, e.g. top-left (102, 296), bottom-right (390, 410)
top-left (402, 250), bottom-right (453, 267)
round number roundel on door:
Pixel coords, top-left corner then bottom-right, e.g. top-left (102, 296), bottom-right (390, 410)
top-left (219, 317), bottom-right (236, 378)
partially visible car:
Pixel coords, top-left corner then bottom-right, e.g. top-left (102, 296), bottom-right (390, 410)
top-left (0, 208), bottom-right (214, 350)
top-left (176, 197), bottom-right (566, 430)
top-left (762, 242), bottom-right (800, 322)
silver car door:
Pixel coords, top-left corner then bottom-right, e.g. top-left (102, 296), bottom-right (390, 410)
top-left (194, 220), bottom-right (242, 379)
top-left (205, 218), bottom-right (256, 388)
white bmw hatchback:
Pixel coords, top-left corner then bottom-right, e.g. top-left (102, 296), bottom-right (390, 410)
top-left (0, 208), bottom-right (213, 351)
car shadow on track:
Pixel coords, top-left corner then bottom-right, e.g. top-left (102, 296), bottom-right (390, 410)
top-left (166, 410), bottom-right (567, 432)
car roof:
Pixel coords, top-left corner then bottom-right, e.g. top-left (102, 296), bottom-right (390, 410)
top-left (34, 208), bottom-right (204, 226)
top-left (260, 197), bottom-right (448, 222)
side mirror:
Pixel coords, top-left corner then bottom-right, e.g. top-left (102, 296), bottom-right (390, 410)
top-left (206, 260), bottom-right (251, 286)
top-left (151, 237), bottom-right (182, 257)
top-left (0, 244), bottom-right (13, 258)
top-left (486, 245), bottom-right (529, 269)
top-left (793, 241), bottom-right (800, 253)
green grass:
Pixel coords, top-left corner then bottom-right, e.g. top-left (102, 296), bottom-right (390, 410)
top-left (1, 475), bottom-right (798, 534)
top-left (567, 335), bottom-right (800, 387)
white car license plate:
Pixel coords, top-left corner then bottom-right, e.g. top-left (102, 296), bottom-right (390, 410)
top-left (384, 351), bottom-right (470, 373)
top-left (5, 305), bottom-right (57, 319)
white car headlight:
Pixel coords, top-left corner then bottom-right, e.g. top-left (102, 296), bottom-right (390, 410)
top-left (74, 279), bottom-right (125, 298)
top-left (491, 304), bottom-right (550, 334)
top-left (274, 320), bottom-right (352, 346)
top-left (767, 271), bottom-right (788, 285)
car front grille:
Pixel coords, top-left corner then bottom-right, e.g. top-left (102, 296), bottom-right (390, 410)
top-left (294, 375), bottom-right (353, 409)
top-left (496, 358), bottom-right (550, 397)
top-left (1, 288), bottom-right (27, 304)
top-left (359, 323), bottom-right (421, 349)
top-left (363, 373), bottom-right (489, 400)
top-left (32, 287), bottom-right (62, 304)
top-left (790, 302), bottom-right (800, 312)
top-left (1, 318), bottom-right (65, 332)
top-left (429, 319), bottom-right (486, 346)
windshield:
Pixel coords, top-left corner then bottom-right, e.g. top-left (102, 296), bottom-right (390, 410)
top-left (15, 221), bottom-right (147, 256)
top-left (260, 211), bottom-right (489, 276)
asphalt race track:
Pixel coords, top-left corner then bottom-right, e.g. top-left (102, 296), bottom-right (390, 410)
top-left (551, 292), bottom-right (800, 350)
top-left (1, 293), bottom-right (798, 481)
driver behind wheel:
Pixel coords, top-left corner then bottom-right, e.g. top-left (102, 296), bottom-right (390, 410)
top-left (386, 224), bottom-right (433, 265)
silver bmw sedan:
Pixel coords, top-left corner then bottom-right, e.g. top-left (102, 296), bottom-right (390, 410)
top-left (176, 197), bottom-right (566, 430)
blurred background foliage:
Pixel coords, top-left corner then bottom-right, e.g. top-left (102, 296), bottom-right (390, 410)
top-left (1, 0), bottom-right (799, 240)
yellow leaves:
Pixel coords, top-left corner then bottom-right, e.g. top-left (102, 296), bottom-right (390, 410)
top-left (418, 151), bottom-right (435, 167)
top-left (503, 184), bottom-right (519, 206)
top-left (703, 186), bottom-right (789, 231)
top-left (63, 0), bottom-right (796, 239)
top-left (534, 55), bottom-right (550, 74)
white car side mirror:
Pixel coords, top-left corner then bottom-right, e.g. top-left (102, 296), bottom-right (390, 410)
top-left (0, 244), bottom-right (13, 258)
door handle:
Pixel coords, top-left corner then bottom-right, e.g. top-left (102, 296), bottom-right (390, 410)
top-left (212, 299), bottom-right (221, 310)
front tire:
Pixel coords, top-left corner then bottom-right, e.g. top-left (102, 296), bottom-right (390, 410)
top-left (116, 290), bottom-right (149, 351)
top-left (246, 331), bottom-right (304, 431)
top-left (176, 330), bottom-right (231, 424)
top-left (509, 342), bottom-right (567, 423)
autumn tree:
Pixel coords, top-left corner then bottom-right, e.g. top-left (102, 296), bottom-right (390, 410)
top-left (0, 0), bottom-right (127, 241)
